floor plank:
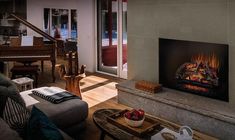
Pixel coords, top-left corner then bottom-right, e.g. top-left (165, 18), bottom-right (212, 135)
top-left (35, 57), bottom-right (125, 108)
top-left (29, 57), bottom-right (126, 140)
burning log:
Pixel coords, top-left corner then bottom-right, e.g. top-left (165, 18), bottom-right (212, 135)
top-left (175, 53), bottom-right (220, 93)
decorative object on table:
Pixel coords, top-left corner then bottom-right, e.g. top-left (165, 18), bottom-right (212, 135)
top-left (161, 132), bottom-right (176, 140)
top-left (107, 109), bottom-right (163, 137)
top-left (135, 80), bottom-right (162, 93)
top-left (179, 126), bottom-right (193, 140)
top-left (124, 109), bottom-right (145, 127)
top-left (56, 51), bottom-right (86, 99)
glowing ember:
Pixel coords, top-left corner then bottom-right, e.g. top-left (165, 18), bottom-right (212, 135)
top-left (184, 84), bottom-right (209, 92)
top-left (176, 52), bottom-right (220, 93)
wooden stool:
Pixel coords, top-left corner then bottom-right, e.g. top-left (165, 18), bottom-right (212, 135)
top-left (11, 65), bottom-right (39, 87)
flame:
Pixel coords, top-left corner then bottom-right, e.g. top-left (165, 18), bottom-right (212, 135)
top-left (209, 53), bottom-right (220, 69)
top-left (191, 53), bottom-right (220, 70)
top-left (184, 84), bottom-right (208, 92)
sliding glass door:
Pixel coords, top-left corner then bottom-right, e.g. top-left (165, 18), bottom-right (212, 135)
top-left (97, 0), bottom-right (127, 78)
top-left (120, 0), bottom-right (127, 78)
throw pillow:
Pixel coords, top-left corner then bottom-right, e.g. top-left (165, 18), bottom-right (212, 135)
top-left (2, 97), bottom-right (29, 129)
top-left (27, 106), bottom-right (64, 140)
top-left (0, 73), bottom-right (29, 137)
top-left (0, 73), bottom-right (25, 106)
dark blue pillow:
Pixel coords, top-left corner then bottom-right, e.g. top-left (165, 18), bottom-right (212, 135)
top-left (27, 106), bottom-right (64, 140)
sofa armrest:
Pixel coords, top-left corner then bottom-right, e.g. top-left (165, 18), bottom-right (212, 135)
top-left (0, 118), bottom-right (22, 140)
top-left (59, 130), bottom-right (74, 140)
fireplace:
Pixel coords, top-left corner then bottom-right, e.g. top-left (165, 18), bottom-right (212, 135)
top-left (159, 38), bottom-right (229, 101)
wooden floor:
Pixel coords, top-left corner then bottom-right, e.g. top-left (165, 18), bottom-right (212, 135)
top-left (37, 57), bottom-right (125, 108)
top-left (34, 57), bottom-right (127, 140)
top-left (11, 57), bottom-right (216, 140)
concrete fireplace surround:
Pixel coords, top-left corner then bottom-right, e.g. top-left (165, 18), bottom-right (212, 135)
top-left (117, 80), bottom-right (235, 139)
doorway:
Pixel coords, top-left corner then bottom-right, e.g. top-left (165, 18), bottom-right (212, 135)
top-left (97, 0), bottom-right (127, 79)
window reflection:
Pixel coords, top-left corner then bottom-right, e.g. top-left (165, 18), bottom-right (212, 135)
top-left (43, 8), bottom-right (50, 36)
top-left (71, 9), bottom-right (77, 39)
top-left (51, 9), bottom-right (68, 40)
top-left (43, 8), bottom-right (77, 41)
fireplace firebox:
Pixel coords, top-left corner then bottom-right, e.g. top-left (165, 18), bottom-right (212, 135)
top-left (159, 38), bottom-right (228, 102)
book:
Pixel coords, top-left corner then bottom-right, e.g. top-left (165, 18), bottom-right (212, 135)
top-left (21, 36), bottom-right (34, 46)
top-left (32, 87), bottom-right (80, 104)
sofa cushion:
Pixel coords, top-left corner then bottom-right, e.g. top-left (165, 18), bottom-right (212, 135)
top-left (0, 118), bottom-right (22, 140)
top-left (31, 94), bottom-right (88, 129)
top-left (27, 106), bottom-right (64, 140)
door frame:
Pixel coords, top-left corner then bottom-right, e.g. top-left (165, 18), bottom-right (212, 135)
top-left (95, 0), bottom-right (127, 79)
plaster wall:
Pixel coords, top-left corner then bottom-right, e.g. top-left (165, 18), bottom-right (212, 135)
top-left (27, 0), bottom-right (96, 72)
top-left (127, 0), bottom-right (235, 105)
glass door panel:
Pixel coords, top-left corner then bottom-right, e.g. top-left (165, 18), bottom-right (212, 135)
top-left (98, 0), bottom-right (118, 75)
top-left (51, 9), bottom-right (69, 40)
top-left (71, 9), bottom-right (77, 40)
top-left (97, 0), bottom-right (127, 78)
top-left (120, 0), bottom-right (127, 78)
top-left (43, 8), bottom-right (50, 36)
top-left (44, 8), bottom-right (77, 41)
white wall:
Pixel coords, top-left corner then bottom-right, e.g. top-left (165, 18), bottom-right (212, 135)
top-left (128, 0), bottom-right (235, 104)
top-left (27, 0), bottom-right (96, 72)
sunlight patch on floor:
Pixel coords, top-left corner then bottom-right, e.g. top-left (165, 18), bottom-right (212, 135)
top-left (81, 80), bottom-right (118, 108)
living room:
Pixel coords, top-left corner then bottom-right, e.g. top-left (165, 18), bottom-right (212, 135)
top-left (1, 0), bottom-right (235, 140)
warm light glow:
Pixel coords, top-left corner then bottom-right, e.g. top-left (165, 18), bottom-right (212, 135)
top-left (191, 53), bottom-right (220, 70)
top-left (184, 84), bottom-right (208, 92)
top-left (209, 53), bottom-right (220, 69)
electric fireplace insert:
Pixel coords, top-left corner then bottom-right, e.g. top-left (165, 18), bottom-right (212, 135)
top-left (159, 38), bottom-right (228, 102)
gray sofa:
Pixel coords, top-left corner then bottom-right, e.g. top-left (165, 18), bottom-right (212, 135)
top-left (0, 117), bottom-right (73, 140)
top-left (28, 93), bottom-right (88, 137)
top-left (0, 73), bottom-right (88, 140)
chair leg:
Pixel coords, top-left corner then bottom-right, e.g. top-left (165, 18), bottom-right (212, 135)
top-left (11, 73), bottom-right (16, 79)
top-left (41, 61), bottom-right (44, 73)
top-left (35, 73), bottom-right (38, 88)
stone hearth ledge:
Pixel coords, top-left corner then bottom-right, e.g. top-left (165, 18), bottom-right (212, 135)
top-left (116, 80), bottom-right (235, 139)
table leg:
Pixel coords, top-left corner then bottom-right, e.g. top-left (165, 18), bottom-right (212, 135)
top-left (41, 61), bottom-right (44, 73)
top-left (100, 131), bottom-right (105, 140)
top-left (51, 60), bottom-right (56, 82)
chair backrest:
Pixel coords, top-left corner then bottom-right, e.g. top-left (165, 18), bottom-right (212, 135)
top-left (33, 37), bottom-right (44, 47)
top-left (64, 40), bottom-right (77, 53)
top-left (9, 36), bottom-right (44, 47)
top-left (10, 37), bottom-right (21, 47)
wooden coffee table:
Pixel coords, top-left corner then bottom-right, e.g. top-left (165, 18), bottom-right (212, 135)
top-left (93, 108), bottom-right (157, 140)
top-left (93, 109), bottom-right (218, 140)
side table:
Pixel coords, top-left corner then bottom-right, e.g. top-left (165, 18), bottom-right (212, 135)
top-left (12, 77), bottom-right (34, 91)
top-left (11, 65), bottom-right (39, 87)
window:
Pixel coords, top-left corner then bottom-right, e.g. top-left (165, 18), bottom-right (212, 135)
top-left (43, 8), bottom-right (77, 41)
